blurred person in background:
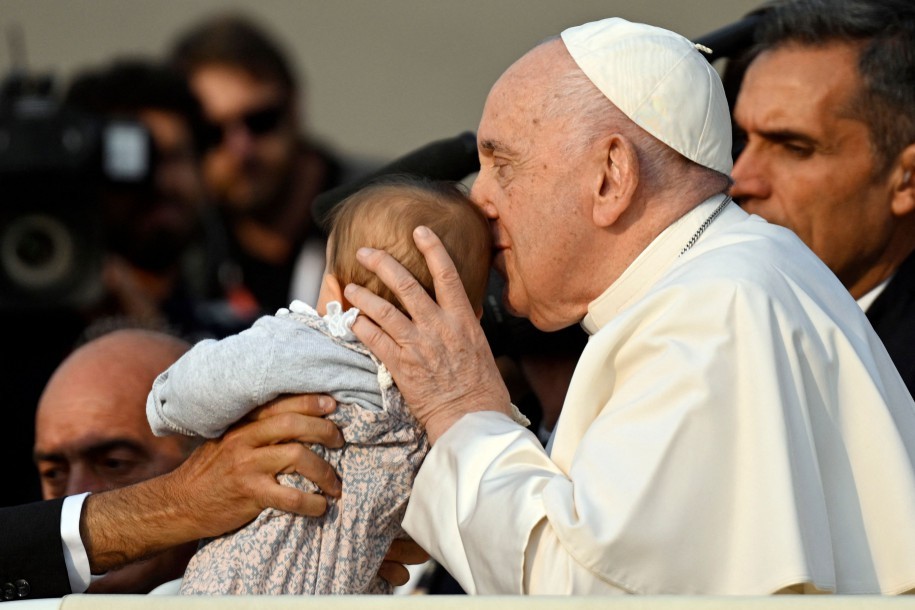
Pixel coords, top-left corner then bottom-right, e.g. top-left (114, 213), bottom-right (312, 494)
top-left (64, 59), bottom-right (253, 340)
top-left (171, 14), bottom-right (371, 313)
top-left (2, 59), bottom-right (247, 507)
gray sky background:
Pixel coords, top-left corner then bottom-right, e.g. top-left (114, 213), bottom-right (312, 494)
top-left (3, 1), bottom-right (763, 160)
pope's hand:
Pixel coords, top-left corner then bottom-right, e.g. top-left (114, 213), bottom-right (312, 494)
top-left (378, 537), bottom-right (431, 586)
top-left (344, 226), bottom-right (512, 443)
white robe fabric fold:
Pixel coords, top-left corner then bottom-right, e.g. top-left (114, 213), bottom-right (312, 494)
top-left (404, 197), bottom-right (915, 594)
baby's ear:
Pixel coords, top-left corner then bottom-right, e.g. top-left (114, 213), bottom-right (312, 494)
top-left (317, 273), bottom-right (348, 314)
top-left (325, 274), bottom-right (343, 301)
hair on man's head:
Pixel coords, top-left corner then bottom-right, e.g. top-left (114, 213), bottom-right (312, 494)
top-left (755, 0), bottom-right (915, 174)
top-left (327, 176), bottom-right (492, 313)
top-left (170, 13), bottom-right (297, 96)
top-left (65, 59), bottom-right (209, 155)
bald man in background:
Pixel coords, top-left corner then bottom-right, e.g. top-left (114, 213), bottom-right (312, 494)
top-left (33, 329), bottom-right (197, 594)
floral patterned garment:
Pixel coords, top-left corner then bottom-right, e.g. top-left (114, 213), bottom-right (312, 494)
top-left (178, 306), bottom-right (428, 595)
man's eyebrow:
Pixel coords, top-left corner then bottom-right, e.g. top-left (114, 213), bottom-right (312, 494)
top-left (756, 128), bottom-right (819, 147)
top-left (479, 138), bottom-right (514, 155)
top-left (33, 439), bottom-right (148, 464)
top-left (33, 450), bottom-right (65, 464)
top-left (84, 439), bottom-right (149, 459)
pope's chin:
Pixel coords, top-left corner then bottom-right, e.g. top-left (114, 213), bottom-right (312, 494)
top-left (501, 290), bottom-right (523, 319)
top-left (500, 280), bottom-right (539, 327)
top-left (508, 290), bottom-right (580, 333)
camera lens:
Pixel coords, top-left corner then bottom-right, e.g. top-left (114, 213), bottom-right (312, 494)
top-left (16, 228), bottom-right (55, 267)
top-left (1, 213), bottom-right (75, 291)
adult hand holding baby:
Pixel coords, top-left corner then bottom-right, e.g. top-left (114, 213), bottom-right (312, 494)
top-left (82, 394), bottom-right (343, 575)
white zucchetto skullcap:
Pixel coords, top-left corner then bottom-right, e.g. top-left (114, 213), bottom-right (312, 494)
top-left (561, 17), bottom-right (733, 174)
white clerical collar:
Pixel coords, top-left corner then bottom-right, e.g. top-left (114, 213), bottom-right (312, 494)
top-left (581, 194), bottom-right (733, 335)
top-left (856, 275), bottom-right (893, 312)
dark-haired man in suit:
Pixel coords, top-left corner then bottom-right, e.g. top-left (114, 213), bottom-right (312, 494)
top-left (730, 0), bottom-right (915, 394)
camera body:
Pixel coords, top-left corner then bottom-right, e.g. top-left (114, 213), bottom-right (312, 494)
top-left (0, 73), bottom-right (153, 309)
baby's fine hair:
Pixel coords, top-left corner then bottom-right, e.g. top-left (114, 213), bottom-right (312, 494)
top-left (327, 176), bottom-right (492, 312)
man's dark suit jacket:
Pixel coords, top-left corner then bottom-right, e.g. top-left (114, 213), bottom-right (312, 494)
top-left (0, 498), bottom-right (72, 600)
top-left (866, 250), bottom-right (915, 398)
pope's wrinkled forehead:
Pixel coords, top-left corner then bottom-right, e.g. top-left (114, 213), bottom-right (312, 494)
top-left (476, 40), bottom-right (573, 153)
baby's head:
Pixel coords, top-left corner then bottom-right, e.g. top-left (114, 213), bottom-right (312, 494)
top-left (319, 176), bottom-right (492, 316)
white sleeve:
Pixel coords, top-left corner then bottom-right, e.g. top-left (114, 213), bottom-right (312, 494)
top-left (402, 411), bottom-right (626, 594)
top-left (61, 493), bottom-right (91, 593)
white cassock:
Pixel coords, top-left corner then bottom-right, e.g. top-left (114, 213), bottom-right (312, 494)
top-left (403, 195), bottom-right (915, 595)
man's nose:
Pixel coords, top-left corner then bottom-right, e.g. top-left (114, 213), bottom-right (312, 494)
top-left (155, 162), bottom-right (182, 197)
top-left (729, 148), bottom-right (771, 203)
top-left (469, 174), bottom-right (498, 219)
top-left (222, 123), bottom-right (257, 159)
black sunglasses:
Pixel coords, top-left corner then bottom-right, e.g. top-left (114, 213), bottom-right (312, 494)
top-left (204, 102), bottom-right (288, 149)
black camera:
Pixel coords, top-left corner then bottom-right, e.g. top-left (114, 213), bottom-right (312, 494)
top-left (0, 73), bottom-right (153, 309)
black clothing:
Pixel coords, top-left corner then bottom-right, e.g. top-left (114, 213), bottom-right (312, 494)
top-left (0, 498), bottom-right (72, 600)
top-left (217, 141), bottom-right (346, 314)
top-left (866, 250), bottom-right (915, 398)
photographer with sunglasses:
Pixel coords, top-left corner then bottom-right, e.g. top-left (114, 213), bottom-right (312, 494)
top-left (170, 14), bottom-right (372, 315)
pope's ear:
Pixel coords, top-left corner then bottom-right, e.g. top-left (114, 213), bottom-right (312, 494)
top-left (891, 143), bottom-right (915, 217)
top-left (593, 133), bottom-right (639, 228)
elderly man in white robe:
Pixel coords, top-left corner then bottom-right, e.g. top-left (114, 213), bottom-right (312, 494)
top-left (344, 17), bottom-right (915, 595)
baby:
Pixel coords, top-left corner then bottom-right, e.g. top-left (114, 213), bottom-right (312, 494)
top-left (146, 176), bottom-right (527, 595)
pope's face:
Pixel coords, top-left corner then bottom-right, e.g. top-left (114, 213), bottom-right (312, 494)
top-left (730, 42), bottom-right (896, 297)
top-left (470, 47), bottom-right (593, 331)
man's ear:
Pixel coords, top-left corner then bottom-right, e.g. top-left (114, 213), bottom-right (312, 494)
top-left (891, 143), bottom-right (915, 217)
top-left (592, 133), bottom-right (640, 228)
